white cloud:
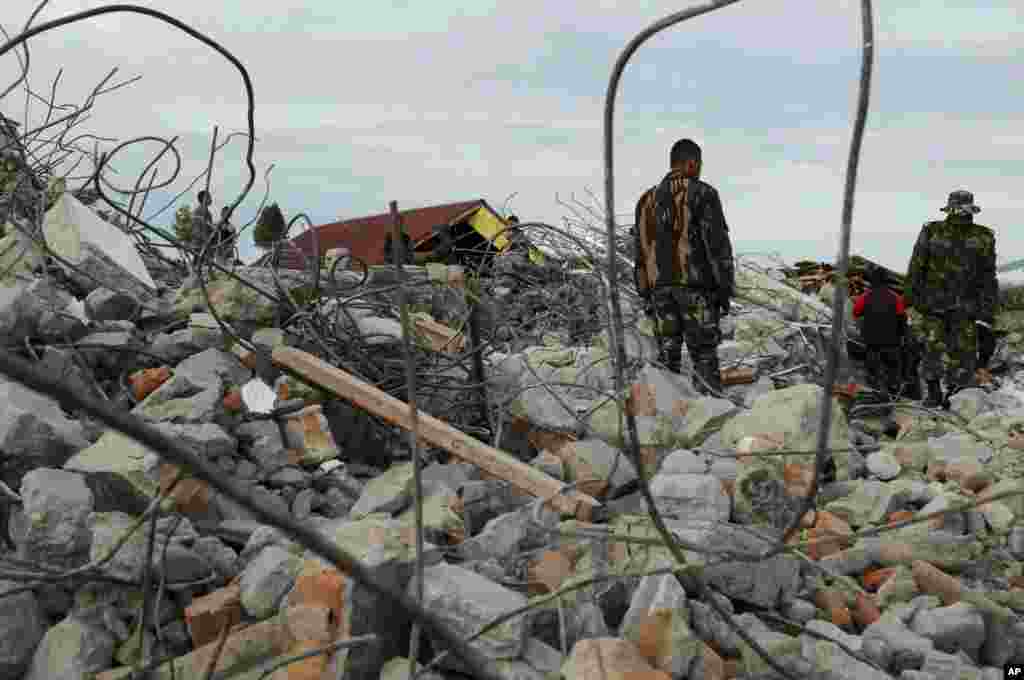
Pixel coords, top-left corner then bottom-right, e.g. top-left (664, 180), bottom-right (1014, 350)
top-left (1, 0), bottom-right (1021, 270)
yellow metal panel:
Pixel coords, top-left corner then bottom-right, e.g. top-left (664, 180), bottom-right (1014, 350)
top-left (468, 208), bottom-right (510, 251)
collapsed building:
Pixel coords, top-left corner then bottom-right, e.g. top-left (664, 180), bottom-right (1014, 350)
top-left (2, 153), bottom-right (1024, 680)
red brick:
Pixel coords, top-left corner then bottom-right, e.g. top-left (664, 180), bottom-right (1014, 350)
top-left (185, 582), bottom-right (242, 648)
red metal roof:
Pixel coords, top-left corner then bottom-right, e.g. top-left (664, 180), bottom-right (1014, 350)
top-left (261, 200), bottom-right (485, 269)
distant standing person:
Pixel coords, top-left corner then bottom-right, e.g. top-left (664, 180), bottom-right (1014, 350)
top-left (190, 189), bottom-right (214, 267)
top-left (904, 190), bottom-right (998, 409)
top-left (216, 205), bottom-right (236, 266)
top-left (633, 138), bottom-right (735, 395)
top-left (852, 265), bottom-right (908, 401)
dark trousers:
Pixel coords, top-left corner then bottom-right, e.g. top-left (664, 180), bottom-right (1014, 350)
top-left (865, 344), bottom-right (903, 399)
top-left (651, 287), bottom-right (722, 394)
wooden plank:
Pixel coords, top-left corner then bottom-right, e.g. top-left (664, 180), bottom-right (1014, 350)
top-left (272, 347), bottom-right (600, 519)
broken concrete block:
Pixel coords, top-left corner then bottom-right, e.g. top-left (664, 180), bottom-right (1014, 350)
top-left (43, 192), bottom-right (157, 302)
top-left (700, 525), bottom-right (801, 609)
top-left (720, 383), bottom-right (851, 478)
top-left (0, 378), bottom-right (90, 481)
top-left (63, 431), bottom-right (159, 511)
top-left (10, 468), bottom-right (94, 568)
top-left (649, 473), bottom-right (731, 523)
top-left (350, 461), bottom-right (414, 519)
top-left (239, 545), bottom-right (304, 620)
top-left (0, 276), bottom-right (73, 344)
top-left (0, 580), bottom-right (46, 678)
top-left (84, 288), bottom-right (140, 322)
top-left (620, 569), bottom-right (701, 678)
top-left (415, 563), bottom-right (528, 672)
top-left (23, 615), bottom-right (117, 680)
top-left (132, 370), bottom-right (222, 424)
top-left (175, 347), bottom-right (252, 390)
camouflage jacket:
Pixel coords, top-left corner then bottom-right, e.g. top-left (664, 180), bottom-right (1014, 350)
top-left (633, 171), bottom-right (735, 299)
top-left (904, 217), bottom-right (998, 320)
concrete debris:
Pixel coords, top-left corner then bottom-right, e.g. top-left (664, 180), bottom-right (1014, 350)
top-left (42, 193), bottom-right (157, 302)
top-left (3, 197), bottom-right (1024, 680)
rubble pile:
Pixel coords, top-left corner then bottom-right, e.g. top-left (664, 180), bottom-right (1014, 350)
top-left (1, 180), bottom-right (1024, 680)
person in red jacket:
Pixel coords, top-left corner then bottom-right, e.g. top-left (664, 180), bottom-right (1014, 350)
top-left (853, 265), bottom-right (909, 400)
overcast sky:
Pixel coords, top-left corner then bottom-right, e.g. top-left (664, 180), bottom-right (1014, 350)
top-left (2, 0), bottom-right (1021, 270)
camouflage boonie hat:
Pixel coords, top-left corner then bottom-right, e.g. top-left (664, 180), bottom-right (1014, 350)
top-left (940, 189), bottom-right (981, 216)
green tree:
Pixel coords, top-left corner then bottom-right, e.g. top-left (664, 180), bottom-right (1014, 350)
top-left (254, 203), bottom-right (286, 249)
top-left (173, 205), bottom-right (193, 244)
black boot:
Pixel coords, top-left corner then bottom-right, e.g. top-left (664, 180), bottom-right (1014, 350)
top-left (922, 380), bottom-right (943, 408)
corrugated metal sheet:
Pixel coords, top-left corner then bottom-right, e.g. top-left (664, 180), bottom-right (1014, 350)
top-left (259, 200), bottom-right (485, 269)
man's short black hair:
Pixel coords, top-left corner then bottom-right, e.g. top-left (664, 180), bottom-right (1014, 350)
top-left (197, 190), bottom-right (210, 203)
top-left (670, 139), bottom-right (702, 166)
top-left (867, 265), bottom-right (888, 286)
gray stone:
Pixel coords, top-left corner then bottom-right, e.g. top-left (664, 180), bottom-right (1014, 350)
top-left (75, 330), bottom-right (140, 372)
top-left (236, 420), bottom-right (286, 468)
top-left (239, 545), bottom-right (303, 620)
top-left (192, 536), bottom-right (239, 581)
top-left (420, 462), bottom-right (478, 490)
top-left (863, 618), bottom-right (935, 673)
top-left (927, 432), bottom-right (994, 466)
top-left (175, 347), bottom-right (252, 389)
top-left (10, 468), bottom-right (94, 568)
top-left (236, 459), bottom-right (260, 480)
top-left (250, 327), bottom-right (285, 351)
top-left (980, 616), bottom-right (1016, 668)
top-left (238, 525), bottom-right (299, 565)
top-left (649, 473), bottom-right (731, 523)
top-left (0, 276), bottom-right (73, 344)
top-left (567, 439), bottom-right (637, 489)
top-left (803, 619), bottom-right (864, 654)
top-left (153, 422), bottom-right (236, 459)
top-left (920, 648), bottom-right (962, 678)
top-left (150, 326), bottom-right (223, 364)
top-left (23, 615), bottom-right (116, 680)
top-left (292, 488), bottom-right (317, 521)
top-left (84, 287), bottom-right (139, 321)
top-left (132, 370), bottom-right (222, 424)
top-left (910, 602), bottom-right (986, 660)
top-left (460, 507), bottom-right (558, 562)
top-left (825, 480), bottom-right (897, 528)
top-left (87, 511), bottom-right (150, 581)
top-left (267, 466), bottom-right (310, 488)
top-left (0, 380), bottom-right (90, 481)
top-left (350, 462), bottom-right (414, 518)
top-left (948, 388), bottom-right (991, 422)
top-left (0, 580), bottom-right (45, 678)
top-left (801, 620), bottom-right (890, 680)
top-left (701, 525), bottom-right (801, 609)
top-left (867, 450), bottom-right (902, 480)
top-left (523, 637), bottom-right (564, 678)
top-left (416, 563), bottom-right (528, 672)
top-left (320, 486), bottom-right (355, 518)
top-left (782, 598), bottom-right (819, 624)
top-left (918, 494), bottom-right (968, 535)
top-left (155, 544), bottom-right (213, 584)
top-left (636, 363), bottom-right (700, 412)
top-left (36, 347), bottom-right (96, 405)
top-left (660, 448), bottom-right (708, 475)
top-left (1008, 526), bottom-right (1024, 559)
top-left (690, 599), bottom-right (743, 657)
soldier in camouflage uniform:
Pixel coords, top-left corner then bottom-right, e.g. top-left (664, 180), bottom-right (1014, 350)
top-left (904, 190), bottom-right (998, 408)
top-left (634, 139), bottom-right (735, 394)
